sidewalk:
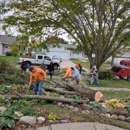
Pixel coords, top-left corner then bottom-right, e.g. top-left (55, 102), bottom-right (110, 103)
top-left (35, 122), bottom-right (126, 130)
top-left (89, 87), bottom-right (130, 91)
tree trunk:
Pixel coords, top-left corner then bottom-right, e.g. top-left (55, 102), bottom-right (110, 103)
top-left (0, 94), bottom-right (89, 104)
top-left (64, 83), bottom-right (103, 102)
top-left (46, 80), bottom-right (103, 102)
top-left (111, 55), bottom-right (115, 66)
top-left (44, 87), bottom-right (81, 95)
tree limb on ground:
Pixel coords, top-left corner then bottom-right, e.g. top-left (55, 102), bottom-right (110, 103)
top-left (0, 94), bottom-right (89, 104)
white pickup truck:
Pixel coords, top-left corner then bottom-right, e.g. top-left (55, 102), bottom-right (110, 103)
top-left (18, 54), bottom-right (61, 70)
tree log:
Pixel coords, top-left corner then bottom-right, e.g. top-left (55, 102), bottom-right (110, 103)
top-left (0, 94), bottom-right (89, 104)
top-left (53, 81), bottom-right (68, 88)
top-left (65, 83), bottom-right (103, 102)
top-left (44, 87), bottom-right (81, 95)
top-left (45, 81), bottom-right (103, 102)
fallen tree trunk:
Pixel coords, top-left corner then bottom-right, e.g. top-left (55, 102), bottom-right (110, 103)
top-left (44, 87), bottom-right (81, 95)
top-left (45, 80), bottom-right (103, 102)
top-left (61, 82), bottom-right (103, 102)
top-left (0, 94), bottom-right (89, 104)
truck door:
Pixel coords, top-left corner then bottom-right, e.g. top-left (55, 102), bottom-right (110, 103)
top-left (36, 55), bottom-right (44, 64)
top-left (44, 56), bottom-right (51, 65)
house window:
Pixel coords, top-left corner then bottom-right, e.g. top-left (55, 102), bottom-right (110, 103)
top-left (18, 45), bottom-right (20, 50)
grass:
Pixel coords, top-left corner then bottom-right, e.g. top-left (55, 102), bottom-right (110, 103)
top-left (101, 90), bottom-right (130, 100)
top-left (70, 59), bottom-right (111, 70)
top-left (83, 79), bottom-right (130, 88)
top-left (0, 56), bottom-right (20, 62)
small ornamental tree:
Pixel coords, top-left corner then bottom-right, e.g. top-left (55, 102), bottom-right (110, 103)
top-left (10, 43), bottom-right (18, 61)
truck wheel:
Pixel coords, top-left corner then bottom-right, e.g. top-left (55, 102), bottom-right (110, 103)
top-left (26, 62), bottom-right (31, 68)
top-left (53, 64), bottom-right (58, 70)
top-left (119, 76), bottom-right (124, 79)
top-left (127, 76), bottom-right (130, 81)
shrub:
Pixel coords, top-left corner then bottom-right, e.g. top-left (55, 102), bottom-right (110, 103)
top-left (5, 51), bottom-right (12, 56)
top-left (88, 101), bottom-right (105, 111)
top-left (0, 108), bottom-right (19, 130)
top-left (0, 59), bottom-right (10, 72)
top-left (99, 70), bottom-right (115, 80)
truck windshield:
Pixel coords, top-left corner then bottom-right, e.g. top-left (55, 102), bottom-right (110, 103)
top-left (44, 56), bottom-right (51, 61)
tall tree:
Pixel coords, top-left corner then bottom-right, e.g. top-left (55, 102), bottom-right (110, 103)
top-left (1, 0), bottom-right (130, 69)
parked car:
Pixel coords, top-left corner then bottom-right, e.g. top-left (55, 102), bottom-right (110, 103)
top-left (52, 55), bottom-right (62, 62)
top-left (18, 54), bottom-right (61, 70)
top-left (111, 65), bottom-right (130, 81)
top-left (120, 59), bottom-right (130, 66)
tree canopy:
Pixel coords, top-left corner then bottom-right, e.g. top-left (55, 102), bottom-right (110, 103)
top-left (1, 0), bottom-right (130, 69)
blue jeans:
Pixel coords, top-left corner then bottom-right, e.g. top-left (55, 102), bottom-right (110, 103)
top-left (90, 75), bottom-right (99, 85)
top-left (34, 81), bottom-right (44, 95)
top-left (65, 78), bottom-right (70, 83)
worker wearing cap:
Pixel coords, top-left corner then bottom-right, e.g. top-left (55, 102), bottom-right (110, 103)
top-left (21, 59), bottom-right (28, 73)
top-left (29, 66), bottom-right (46, 95)
top-left (62, 66), bottom-right (72, 82)
top-left (90, 65), bottom-right (99, 85)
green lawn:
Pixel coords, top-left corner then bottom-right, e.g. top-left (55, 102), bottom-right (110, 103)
top-left (83, 79), bottom-right (130, 88)
top-left (0, 56), bottom-right (20, 62)
top-left (101, 90), bottom-right (130, 100)
top-left (70, 59), bottom-right (111, 71)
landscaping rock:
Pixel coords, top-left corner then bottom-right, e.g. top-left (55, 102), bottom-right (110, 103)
top-left (89, 111), bottom-right (94, 116)
top-left (111, 115), bottom-right (118, 120)
top-left (126, 116), bottom-right (130, 122)
top-left (82, 110), bottom-right (90, 114)
top-left (19, 116), bottom-right (36, 125)
top-left (73, 107), bottom-right (79, 112)
top-left (118, 115), bottom-right (126, 121)
top-left (105, 113), bottom-right (111, 118)
top-left (15, 111), bottom-right (24, 117)
top-left (37, 117), bottom-right (46, 124)
top-left (99, 113), bottom-right (105, 117)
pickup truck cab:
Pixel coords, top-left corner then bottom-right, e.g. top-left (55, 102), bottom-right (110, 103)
top-left (18, 54), bottom-right (61, 70)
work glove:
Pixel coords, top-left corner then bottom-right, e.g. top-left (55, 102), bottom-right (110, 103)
top-left (61, 78), bottom-right (64, 81)
top-left (71, 77), bottom-right (74, 81)
top-left (29, 85), bottom-right (34, 90)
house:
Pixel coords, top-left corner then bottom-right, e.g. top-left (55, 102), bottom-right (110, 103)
top-left (114, 52), bottom-right (130, 64)
top-left (0, 35), bottom-right (85, 59)
top-left (0, 35), bottom-right (17, 55)
top-left (38, 44), bottom-right (85, 59)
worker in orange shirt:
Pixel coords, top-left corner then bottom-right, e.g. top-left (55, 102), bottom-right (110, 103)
top-left (75, 62), bottom-right (82, 74)
top-left (62, 66), bottom-right (72, 83)
top-left (29, 66), bottom-right (46, 95)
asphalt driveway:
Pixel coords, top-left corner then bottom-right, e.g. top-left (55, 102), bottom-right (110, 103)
top-left (60, 59), bottom-right (90, 74)
top-left (60, 60), bottom-right (75, 68)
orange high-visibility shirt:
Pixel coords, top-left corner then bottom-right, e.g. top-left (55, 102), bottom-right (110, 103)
top-left (62, 66), bottom-right (72, 79)
top-left (29, 67), bottom-right (46, 86)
